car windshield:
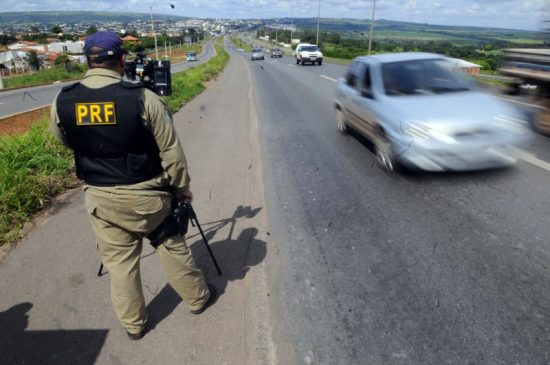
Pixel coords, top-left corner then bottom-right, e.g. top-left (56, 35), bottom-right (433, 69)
top-left (272, 48), bottom-right (281, 52)
top-left (382, 59), bottom-right (472, 96)
top-left (253, 48), bottom-right (262, 52)
top-left (187, 52), bottom-right (196, 55)
top-left (302, 46), bottom-right (318, 52)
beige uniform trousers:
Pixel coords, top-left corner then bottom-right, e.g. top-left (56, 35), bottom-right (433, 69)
top-left (84, 188), bottom-right (209, 335)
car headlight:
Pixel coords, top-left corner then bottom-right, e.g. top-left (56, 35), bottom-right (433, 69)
top-left (403, 121), bottom-right (455, 143)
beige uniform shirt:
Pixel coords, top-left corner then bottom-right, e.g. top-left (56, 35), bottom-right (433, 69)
top-left (50, 68), bottom-right (190, 194)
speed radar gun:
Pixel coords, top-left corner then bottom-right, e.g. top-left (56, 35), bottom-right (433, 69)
top-left (97, 200), bottom-right (222, 277)
top-left (173, 200), bottom-right (223, 276)
top-left (124, 52), bottom-right (172, 96)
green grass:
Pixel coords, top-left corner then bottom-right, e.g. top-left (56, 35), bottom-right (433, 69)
top-left (162, 38), bottom-right (229, 113)
top-left (4, 64), bottom-right (87, 89)
top-left (0, 119), bottom-right (77, 244)
top-left (324, 56), bottom-right (352, 65)
top-left (230, 37), bottom-right (253, 52)
top-left (0, 37), bottom-right (231, 245)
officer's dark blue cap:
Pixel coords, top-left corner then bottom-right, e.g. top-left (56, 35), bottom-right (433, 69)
top-left (84, 31), bottom-right (124, 57)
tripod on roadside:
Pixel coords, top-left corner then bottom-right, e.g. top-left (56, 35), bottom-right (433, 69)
top-left (97, 202), bottom-right (222, 277)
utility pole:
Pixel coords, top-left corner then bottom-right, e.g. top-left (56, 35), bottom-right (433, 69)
top-left (150, 5), bottom-right (159, 59)
top-left (367, 0), bottom-right (377, 54)
top-left (316, 0), bottom-right (321, 45)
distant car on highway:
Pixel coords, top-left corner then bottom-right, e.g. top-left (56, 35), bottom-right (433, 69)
top-left (295, 43), bottom-right (323, 65)
top-left (334, 52), bottom-right (530, 172)
top-left (271, 47), bottom-right (283, 58)
top-left (186, 51), bottom-right (197, 61)
top-left (251, 48), bottom-right (264, 61)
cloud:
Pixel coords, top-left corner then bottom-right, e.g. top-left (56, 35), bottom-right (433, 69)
top-left (1, 0), bottom-right (545, 30)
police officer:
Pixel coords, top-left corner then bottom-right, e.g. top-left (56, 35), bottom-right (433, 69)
top-left (50, 32), bottom-right (215, 340)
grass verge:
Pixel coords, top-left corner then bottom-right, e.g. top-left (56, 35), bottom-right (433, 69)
top-left (3, 64), bottom-right (87, 89)
top-left (0, 118), bottom-right (78, 244)
top-left (230, 36), bottom-right (253, 52)
top-left (162, 38), bottom-right (229, 113)
top-left (0, 37), bottom-right (230, 245)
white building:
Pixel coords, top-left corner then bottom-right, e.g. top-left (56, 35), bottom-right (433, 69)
top-left (447, 58), bottom-right (482, 75)
top-left (8, 42), bottom-right (46, 52)
top-left (0, 50), bottom-right (29, 65)
top-left (47, 41), bottom-right (84, 54)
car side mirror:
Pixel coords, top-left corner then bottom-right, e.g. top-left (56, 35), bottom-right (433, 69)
top-left (346, 74), bottom-right (356, 86)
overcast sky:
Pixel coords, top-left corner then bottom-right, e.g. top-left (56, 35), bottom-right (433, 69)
top-left (4, 0), bottom-right (549, 31)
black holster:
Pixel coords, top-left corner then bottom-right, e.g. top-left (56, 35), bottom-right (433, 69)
top-left (146, 200), bottom-right (191, 248)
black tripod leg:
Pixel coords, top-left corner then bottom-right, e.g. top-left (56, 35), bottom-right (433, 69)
top-left (191, 210), bottom-right (222, 276)
top-left (97, 263), bottom-right (104, 277)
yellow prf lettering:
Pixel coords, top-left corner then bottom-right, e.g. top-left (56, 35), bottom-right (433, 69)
top-left (90, 104), bottom-right (102, 123)
top-left (104, 103), bottom-right (114, 123)
top-left (75, 102), bottom-right (117, 125)
top-left (76, 105), bottom-right (88, 124)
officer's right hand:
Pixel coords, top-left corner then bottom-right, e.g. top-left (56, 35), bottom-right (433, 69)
top-left (175, 188), bottom-right (193, 202)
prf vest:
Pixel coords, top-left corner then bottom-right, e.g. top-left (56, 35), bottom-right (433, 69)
top-left (56, 81), bottom-right (163, 186)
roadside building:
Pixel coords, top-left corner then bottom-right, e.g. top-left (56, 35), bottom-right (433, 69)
top-left (0, 49), bottom-right (28, 65)
top-left (447, 58), bottom-right (482, 75)
top-left (0, 49), bottom-right (31, 75)
top-left (8, 41), bottom-right (46, 52)
top-left (47, 41), bottom-right (84, 54)
top-left (121, 35), bottom-right (139, 43)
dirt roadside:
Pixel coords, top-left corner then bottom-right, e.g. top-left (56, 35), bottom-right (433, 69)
top-left (0, 106), bottom-right (50, 135)
top-left (0, 51), bottom-right (275, 364)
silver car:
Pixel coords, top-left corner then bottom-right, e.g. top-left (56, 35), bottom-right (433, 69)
top-left (251, 48), bottom-right (264, 61)
top-left (334, 53), bottom-right (530, 172)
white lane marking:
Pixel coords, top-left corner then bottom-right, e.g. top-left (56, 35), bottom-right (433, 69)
top-left (320, 75), bottom-right (337, 82)
top-left (288, 64), bottom-right (296, 67)
top-left (496, 96), bottom-right (547, 110)
top-left (512, 147), bottom-right (550, 172)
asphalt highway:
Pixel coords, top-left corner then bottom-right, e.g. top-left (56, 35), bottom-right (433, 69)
top-left (0, 39), bottom-right (216, 118)
top-left (231, 47), bottom-right (550, 364)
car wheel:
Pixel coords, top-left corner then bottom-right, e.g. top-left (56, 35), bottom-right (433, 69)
top-left (375, 134), bottom-right (399, 172)
top-left (318, 60), bottom-right (323, 66)
top-left (336, 109), bottom-right (348, 133)
top-left (296, 59), bottom-right (299, 64)
top-left (533, 110), bottom-right (550, 136)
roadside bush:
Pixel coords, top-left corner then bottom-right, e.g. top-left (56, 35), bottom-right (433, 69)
top-left (0, 119), bottom-right (77, 244)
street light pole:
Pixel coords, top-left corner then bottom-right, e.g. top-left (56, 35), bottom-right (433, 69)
top-left (316, 0), bottom-right (321, 45)
top-left (150, 5), bottom-right (159, 59)
top-left (367, 0), bottom-right (376, 54)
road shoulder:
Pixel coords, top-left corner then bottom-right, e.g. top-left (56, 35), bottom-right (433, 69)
top-left (0, 49), bottom-right (275, 364)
